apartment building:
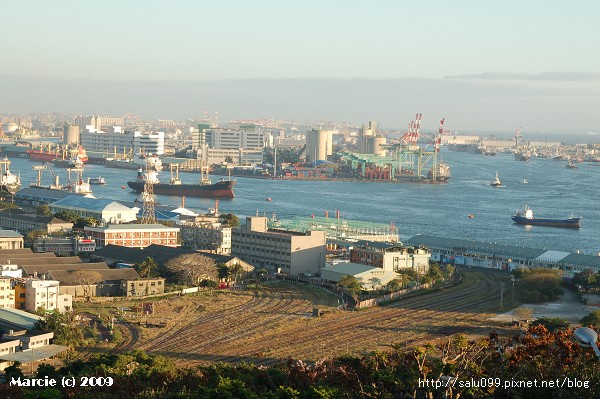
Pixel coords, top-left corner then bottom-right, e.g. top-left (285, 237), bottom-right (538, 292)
top-left (25, 279), bottom-right (72, 312)
top-left (0, 277), bottom-right (15, 309)
top-left (179, 215), bottom-right (231, 254)
top-left (349, 241), bottom-right (431, 273)
top-left (232, 216), bottom-right (326, 276)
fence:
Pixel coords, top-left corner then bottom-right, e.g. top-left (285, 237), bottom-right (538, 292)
top-left (355, 283), bottom-right (432, 309)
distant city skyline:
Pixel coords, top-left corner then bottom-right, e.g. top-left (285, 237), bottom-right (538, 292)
top-left (2, 1), bottom-right (599, 134)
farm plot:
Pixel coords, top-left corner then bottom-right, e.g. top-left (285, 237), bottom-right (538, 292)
top-left (134, 270), bottom-right (513, 367)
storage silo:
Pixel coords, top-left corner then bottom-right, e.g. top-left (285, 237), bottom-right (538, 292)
top-left (369, 136), bottom-right (387, 156)
top-left (306, 129), bottom-right (328, 163)
top-left (63, 124), bottom-right (80, 145)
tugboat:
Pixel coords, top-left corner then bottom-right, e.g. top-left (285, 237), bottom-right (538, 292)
top-left (512, 205), bottom-right (581, 228)
top-left (490, 171), bottom-right (502, 187)
top-left (566, 159), bottom-right (578, 169)
top-left (0, 158), bottom-right (21, 194)
top-left (89, 176), bottom-right (106, 185)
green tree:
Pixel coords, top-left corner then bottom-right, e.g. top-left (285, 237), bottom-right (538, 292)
top-left (134, 257), bottom-right (158, 278)
top-left (74, 217), bottom-right (98, 228)
top-left (425, 264), bottom-right (444, 284)
top-left (3, 361), bottom-right (24, 381)
top-left (217, 263), bottom-right (232, 280)
top-left (36, 204), bottom-right (52, 216)
top-left (580, 310), bottom-right (600, 329)
top-left (531, 317), bottom-right (570, 332)
top-left (54, 210), bottom-right (79, 223)
top-left (26, 229), bottom-right (47, 243)
top-left (220, 213), bottom-right (240, 227)
top-left (165, 253), bottom-right (218, 288)
top-left (337, 275), bottom-right (362, 300)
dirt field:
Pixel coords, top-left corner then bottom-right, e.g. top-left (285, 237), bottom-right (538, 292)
top-left (75, 269), bottom-right (515, 367)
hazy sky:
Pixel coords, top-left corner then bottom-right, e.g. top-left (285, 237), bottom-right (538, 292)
top-left (2, 1), bottom-right (599, 133)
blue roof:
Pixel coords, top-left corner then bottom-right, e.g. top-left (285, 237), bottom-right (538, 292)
top-left (51, 195), bottom-right (135, 212)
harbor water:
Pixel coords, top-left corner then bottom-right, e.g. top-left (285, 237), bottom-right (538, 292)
top-left (7, 149), bottom-right (600, 255)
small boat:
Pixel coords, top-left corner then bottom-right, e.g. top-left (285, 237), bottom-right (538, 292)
top-left (468, 214), bottom-right (475, 219)
top-left (512, 205), bottom-right (581, 228)
top-left (89, 176), bottom-right (106, 185)
top-left (566, 159), bottom-right (578, 169)
top-left (266, 197), bottom-right (272, 201)
top-left (490, 172), bottom-right (502, 187)
top-left (523, 179), bottom-right (528, 184)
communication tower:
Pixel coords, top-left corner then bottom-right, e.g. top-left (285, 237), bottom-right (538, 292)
top-left (141, 159), bottom-right (157, 224)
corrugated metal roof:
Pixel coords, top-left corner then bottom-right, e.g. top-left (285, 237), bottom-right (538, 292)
top-left (21, 263), bottom-right (109, 276)
top-left (0, 308), bottom-right (42, 330)
top-left (323, 262), bottom-right (380, 275)
top-left (406, 235), bottom-right (547, 259)
top-left (16, 187), bottom-right (85, 201)
top-left (51, 195), bottom-right (135, 212)
top-left (558, 253), bottom-right (600, 268)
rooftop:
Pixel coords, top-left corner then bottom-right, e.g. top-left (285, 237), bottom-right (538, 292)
top-left (15, 187), bottom-right (85, 201)
top-left (51, 195), bottom-right (135, 213)
top-left (47, 268), bottom-right (140, 285)
top-left (0, 308), bottom-right (42, 330)
top-left (0, 229), bottom-right (23, 239)
top-left (85, 223), bottom-right (179, 231)
top-left (0, 209), bottom-right (69, 225)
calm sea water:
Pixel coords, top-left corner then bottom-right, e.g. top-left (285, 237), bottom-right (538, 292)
top-left (8, 150), bottom-right (600, 255)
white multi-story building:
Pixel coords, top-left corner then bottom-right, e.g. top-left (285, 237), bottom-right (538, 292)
top-left (205, 148), bottom-right (264, 166)
top-left (25, 279), bottom-right (72, 312)
top-left (80, 127), bottom-right (165, 156)
top-left (206, 129), bottom-right (265, 150)
top-left (0, 277), bottom-right (15, 309)
top-left (134, 131), bottom-right (164, 155)
top-left (232, 216), bottom-right (326, 276)
top-left (75, 116), bottom-right (124, 132)
top-left (179, 217), bottom-right (232, 255)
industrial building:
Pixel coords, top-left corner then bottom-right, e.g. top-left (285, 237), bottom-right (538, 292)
top-left (49, 195), bottom-right (138, 224)
top-left (79, 126), bottom-right (165, 156)
top-left (232, 216), bottom-right (326, 276)
top-left (178, 216), bottom-right (232, 254)
top-left (14, 186), bottom-right (87, 207)
top-left (63, 124), bottom-right (80, 145)
top-left (305, 129), bottom-right (333, 163)
top-left (33, 236), bottom-right (96, 256)
top-left (406, 234), bottom-right (600, 278)
top-left (356, 121), bottom-right (386, 156)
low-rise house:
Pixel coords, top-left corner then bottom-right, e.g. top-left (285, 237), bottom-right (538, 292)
top-left (33, 236), bottom-right (96, 256)
top-left (0, 230), bottom-right (24, 250)
top-left (121, 277), bottom-right (166, 297)
top-left (350, 240), bottom-right (431, 273)
top-left (321, 262), bottom-right (401, 291)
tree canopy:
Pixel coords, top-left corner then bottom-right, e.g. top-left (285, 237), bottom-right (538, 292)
top-left (165, 253), bottom-right (218, 287)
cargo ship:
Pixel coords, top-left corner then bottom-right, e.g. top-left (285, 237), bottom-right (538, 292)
top-left (0, 158), bottom-right (21, 194)
top-left (512, 205), bottom-right (581, 228)
top-left (127, 159), bottom-right (235, 198)
top-left (27, 146), bottom-right (88, 164)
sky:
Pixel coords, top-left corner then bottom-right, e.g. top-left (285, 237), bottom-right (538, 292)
top-left (2, 0), bottom-right (599, 134)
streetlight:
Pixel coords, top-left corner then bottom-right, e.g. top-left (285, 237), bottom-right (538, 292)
top-left (574, 327), bottom-right (600, 358)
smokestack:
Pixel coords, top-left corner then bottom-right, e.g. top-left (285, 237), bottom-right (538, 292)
top-left (215, 200), bottom-right (219, 216)
top-left (181, 196), bottom-right (185, 209)
top-left (336, 210), bottom-right (340, 219)
top-left (325, 210), bottom-right (329, 218)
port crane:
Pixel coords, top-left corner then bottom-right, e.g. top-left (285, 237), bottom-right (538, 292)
top-left (31, 162), bottom-right (61, 189)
